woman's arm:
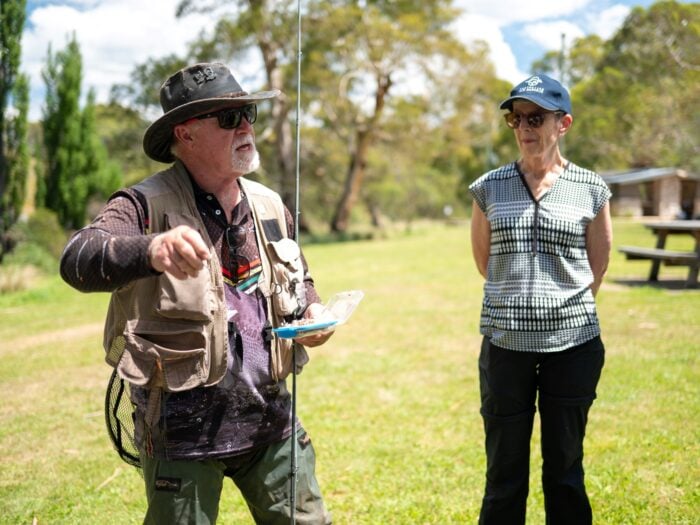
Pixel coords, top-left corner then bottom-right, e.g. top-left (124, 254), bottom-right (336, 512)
top-left (586, 201), bottom-right (613, 296)
top-left (471, 204), bottom-right (491, 279)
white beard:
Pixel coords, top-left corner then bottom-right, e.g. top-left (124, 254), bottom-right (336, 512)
top-left (231, 141), bottom-right (260, 174)
top-left (246, 149), bottom-right (261, 173)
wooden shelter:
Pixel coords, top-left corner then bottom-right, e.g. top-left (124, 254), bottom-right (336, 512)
top-left (601, 168), bottom-right (700, 219)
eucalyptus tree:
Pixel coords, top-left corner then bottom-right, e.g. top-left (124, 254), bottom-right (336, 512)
top-left (565, 1), bottom-right (700, 172)
top-left (531, 35), bottom-right (605, 86)
top-left (170, 0), bottom-right (475, 232)
top-left (300, 0), bottom-right (469, 232)
top-left (0, 0), bottom-right (29, 259)
top-left (120, 0), bottom-right (506, 231)
top-left (176, 0), bottom-right (309, 229)
top-left (331, 40), bottom-right (513, 227)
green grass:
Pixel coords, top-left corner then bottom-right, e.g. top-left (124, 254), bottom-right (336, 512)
top-left (0, 219), bottom-right (698, 524)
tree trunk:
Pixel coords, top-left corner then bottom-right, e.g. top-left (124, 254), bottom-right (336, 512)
top-left (331, 129), bottom-right (371, 233)
top-left (272, 92), bottom-right (309, 234)
top-left (260, 24), bottom-right (310, 235)
top-left (367, 198), bottom-right (384, 229)
top-left (330, 72), bottom-right (391, 233)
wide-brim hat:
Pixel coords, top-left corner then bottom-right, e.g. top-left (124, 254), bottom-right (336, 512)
top-left (499, 73), bottom-right (572, 115)
top-left (143, 62), bottom-right (280, 163)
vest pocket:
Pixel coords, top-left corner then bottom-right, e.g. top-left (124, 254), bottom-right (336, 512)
top-left (119, 319), bottom-right (208, 392)
top-left (267, 238), bottom-right (306, 317)
top-left (156, 213), bottom-right (214, 321)
top-left (156, 263), bottom-right (213, 321)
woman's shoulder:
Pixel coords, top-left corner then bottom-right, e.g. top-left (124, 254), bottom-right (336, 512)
top-left (471, 162), bottom-right (519, 187)
top-left (564, 162), bottom-right (609, 189)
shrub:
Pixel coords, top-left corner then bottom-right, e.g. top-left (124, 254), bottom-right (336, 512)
top-left (3, 242), bottom-right (58, 274)
top-left (0, 264), bottom-right (41, 293)
top-left (11, 208), bottom-right (68, 259)
top-left (1, 209), bottom-right (67, 287)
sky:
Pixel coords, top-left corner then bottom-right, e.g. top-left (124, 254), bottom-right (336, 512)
top-left (20, 0), bottom-right (665, 121)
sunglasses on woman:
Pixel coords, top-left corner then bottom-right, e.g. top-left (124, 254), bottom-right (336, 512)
top-left (504, 110), bottom-right (563, 129)
top-left (197, 104), bottom-right (258, 129)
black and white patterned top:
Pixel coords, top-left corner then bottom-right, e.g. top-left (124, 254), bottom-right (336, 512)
top-left (469, 161), bottom-right (612, 352)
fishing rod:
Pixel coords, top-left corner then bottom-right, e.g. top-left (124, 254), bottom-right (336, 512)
top-left (290, 0), bottom-right (303, 523)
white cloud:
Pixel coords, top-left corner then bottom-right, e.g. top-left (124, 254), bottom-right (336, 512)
top-left (587, 4), bottom-right (631, 39)
top-left (18, 0), bottom-right (639, 122)
top-left (453, 0), bottom-right (592, 24)
top-left (521, 20), bottom-right (586, 51)
top-left (21, 0), bottom-right (216, 120)
top-left (450, 0), bottom-right (600, 83)
top-left (452, 14), bottom-right (525, 83)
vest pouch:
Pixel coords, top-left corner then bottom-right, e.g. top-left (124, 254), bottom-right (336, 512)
top-left (156, 262), bottom-right (214, 321)
top-left (156, 213), bottom-right (214, 321)
top-left (267, 238), bottom-right (306, 317)
top-left (119, 319), bottom-right (208, 392)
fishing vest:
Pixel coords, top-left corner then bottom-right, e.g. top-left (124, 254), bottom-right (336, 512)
top-left (103, 161), bottom-right (307, 393)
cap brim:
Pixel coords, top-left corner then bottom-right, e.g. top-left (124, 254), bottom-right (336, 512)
top-left (499, 95), bottom-right (560, 112)
top-left (143, 89), bottom-right (280, 163)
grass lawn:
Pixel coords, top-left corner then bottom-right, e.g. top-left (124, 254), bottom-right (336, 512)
top-left (0, 218), bottom-right (698, 524)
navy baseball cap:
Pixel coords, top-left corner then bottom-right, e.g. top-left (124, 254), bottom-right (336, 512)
top-left (499, 74), bottom-right (572, 115)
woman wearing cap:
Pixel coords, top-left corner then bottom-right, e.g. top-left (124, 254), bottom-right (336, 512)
top-left (469, 74), bottom-right (612, 524)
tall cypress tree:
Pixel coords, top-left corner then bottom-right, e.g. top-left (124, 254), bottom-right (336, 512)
top-left (41, 37), bottom-right (87, 228)
top-left (3, 73), bottom-right (29, 225)
top-left (41, 36), bottom-right (123, 228)
top-left (0, 0), bottom-right (29, 259)
top-left (82, 89), bottom-right (122, 202)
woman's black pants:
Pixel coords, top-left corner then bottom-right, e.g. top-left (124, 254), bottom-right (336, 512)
top-left (478, 336), bottom-right (605, 525)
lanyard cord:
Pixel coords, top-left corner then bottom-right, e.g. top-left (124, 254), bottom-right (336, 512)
top-left (290, 1), bottom-right (303, 523)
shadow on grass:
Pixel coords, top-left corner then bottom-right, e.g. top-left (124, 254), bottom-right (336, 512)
top-left (612, 278), bottom-right (699, 291)
top-left (301, 231), bottom-right (376, 245)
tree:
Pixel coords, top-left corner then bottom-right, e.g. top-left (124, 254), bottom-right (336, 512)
top-left (0, 0), bottom-right (28, 260)
top-left (81, 89), bottom-right (123, 203)
top-left (176, 0), bottom-right (306, 229)
top-left (115, 0), bottom-right (507, 232)
top-left (3, 73), bottom-right (29, 229)
top-left (97, 101), bottom-right (162, 186)
top-left (531, 35), bottom-right (604, 85)
top-left (42, 37), bottom-right (87, 228)
top-left (564, 1), bottom-right (700, 173)
top-left (301, 0), bottom-right (465, 232)
top-left (41, 36), bottom-right (123, 228)
top-left (110, 55), bottom-right (188, 112)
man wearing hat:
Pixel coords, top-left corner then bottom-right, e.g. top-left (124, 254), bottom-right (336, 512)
top-left (468, 74), bottom-right (612, 524)
top-left (60, 62), bottom-right (333, 524)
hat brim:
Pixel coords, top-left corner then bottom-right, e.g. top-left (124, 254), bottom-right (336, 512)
top-left (499, 95), bottom-right (561, 113)
top-left (143, 89), bottom-right (280, 163)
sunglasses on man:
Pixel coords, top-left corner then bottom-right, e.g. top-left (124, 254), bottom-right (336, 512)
top-left (197, 104), bottom-right (258, 129)
top-left (225, 223), bottom-right (251, 282)
top-left (504, 110), bottom-right (563, 129)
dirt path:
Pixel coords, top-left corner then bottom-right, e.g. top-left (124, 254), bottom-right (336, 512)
top-left (4, 322), bottom-right (104, 356)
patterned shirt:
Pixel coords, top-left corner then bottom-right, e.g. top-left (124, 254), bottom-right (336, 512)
top-left (469, 161), bottom-right (612, 352)
top-left (60, 175), bottom-right (320, 460)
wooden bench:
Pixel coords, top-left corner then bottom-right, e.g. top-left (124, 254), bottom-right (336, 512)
top-left (618, 246), bottom-right (699, 287)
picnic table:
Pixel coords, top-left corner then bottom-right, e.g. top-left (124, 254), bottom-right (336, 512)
top-left (618, 220), bottom-right (700, 288)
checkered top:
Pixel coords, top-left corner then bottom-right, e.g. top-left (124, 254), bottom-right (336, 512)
top-left (469, 161), bottom-right (612, 352)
